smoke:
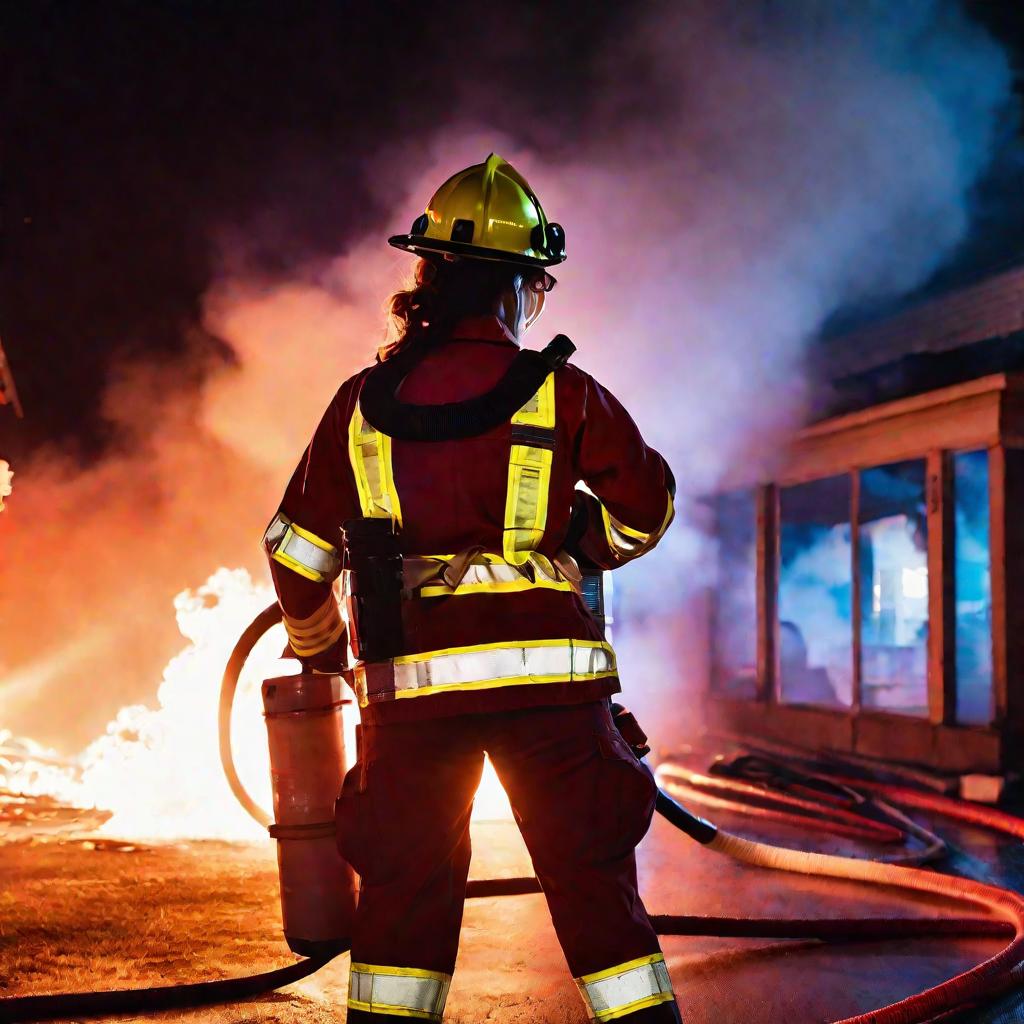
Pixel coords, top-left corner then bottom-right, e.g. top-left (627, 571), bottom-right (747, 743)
top-left (0, 0), bottom-right (1016, 755)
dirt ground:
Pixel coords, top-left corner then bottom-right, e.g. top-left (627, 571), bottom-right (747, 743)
top-left (2, 811), bottom-right (1018, 1024)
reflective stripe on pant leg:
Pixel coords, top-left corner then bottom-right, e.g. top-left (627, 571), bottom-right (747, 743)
top-left (348, 963), bottom-right (451, 1020)
top-left (576, 954), bottom-right (675, 1022)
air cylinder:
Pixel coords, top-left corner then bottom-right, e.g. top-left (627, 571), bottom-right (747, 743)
top-left (262, 672), bottom-right (357, 957)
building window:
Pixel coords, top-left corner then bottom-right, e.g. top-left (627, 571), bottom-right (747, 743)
top-left (779, 475), bottom-right (853, 708)
top-left (711, 490), bottom-right (758, 699)
top-left (954, 450), bottom-right (993, 726)
top-left (858, 460), bottom-right (929, 716)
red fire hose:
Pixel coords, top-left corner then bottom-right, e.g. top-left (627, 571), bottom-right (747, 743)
top-left (2, 605), bottom-right (1023, 1023)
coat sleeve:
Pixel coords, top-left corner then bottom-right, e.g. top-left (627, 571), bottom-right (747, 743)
top-left (264, 379), bottom-right (362, 669)
top-left (566, 371), bottom-right (675, 571)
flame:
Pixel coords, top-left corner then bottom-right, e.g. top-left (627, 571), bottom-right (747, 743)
top-left (0, 459), bottom-right (11, 511)
top-left (2, 567), bottom-right (513, 839)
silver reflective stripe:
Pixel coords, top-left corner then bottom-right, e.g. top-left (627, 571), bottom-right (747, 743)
top-left (281, 531), bottom-right (338, 576)
top-left (390, 640), bottom-right (616, 697)
top-left (600, 495), bottom-right (674, 564)
top-left (348, 963), bottom-right (451, 1021)
top-left (263, 513), bottom-right (340, 582)
top-left (603, 517), bottom-right (649, 559)
top-left (577, 955), bottom-right (674, 1022)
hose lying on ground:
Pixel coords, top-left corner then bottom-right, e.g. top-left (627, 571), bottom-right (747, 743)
top-left (657, 762), bottom-right (1024, 1024)
top-left (2, 605), bottom-right (1022, 1024)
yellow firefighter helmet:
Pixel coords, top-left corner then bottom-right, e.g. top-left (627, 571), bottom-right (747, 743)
top-left (389, 153), bottom-right (566, 268)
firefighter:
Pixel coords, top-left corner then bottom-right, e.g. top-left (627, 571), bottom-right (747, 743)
top-left (265, 154), bottom-right (679, 1023)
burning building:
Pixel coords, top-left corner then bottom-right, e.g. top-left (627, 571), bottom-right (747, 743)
top-left (704, 263), bottom-right (1024, 776)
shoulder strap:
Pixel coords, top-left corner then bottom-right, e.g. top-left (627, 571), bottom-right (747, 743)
top-left (358, 335), bottom-right (576, 442)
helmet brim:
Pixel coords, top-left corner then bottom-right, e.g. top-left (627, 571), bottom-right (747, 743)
top-left (387, 234), bottom-right (565, 268)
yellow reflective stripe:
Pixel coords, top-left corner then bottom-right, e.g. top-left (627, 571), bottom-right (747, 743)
top-left (284, 594), bottom-right (339, 632)
top-left (284, 597), bottom-right (345, 657)
top-left (272, 550), bottom-right (323, 582)
top-left (348, 403), bottom-right (403, 526)
top-left (391, 668), bottom-right (618, 701)
top-left (503, 373), bottom-right (555, 566)
top-left (393, 636), bottom-right (611, 666)
top-left (345, 1003), bottom-right (436, 1021)
top-left (353, 638), bottom-right (617, 705)
top-left (579, 953), bottom-right (665, 987)
top-left (290, 521), bottom-right (337, 553)
top-left (420, 575), bottom-right (572, 598)
top-left (348, 963), bottom-right (450, 1022)
top-left (577, 954), bottom-right (675, 1022)
top-left (265, 514), bottom-right (340, 583)
top-left (350, 963), bottom-right (450, 981)
top-left (600, 491), bottom-right (675, 563)
top-left (511, 370), bottom-right (555, 426)
top-left (595, 994), bottom-right (675, 1021)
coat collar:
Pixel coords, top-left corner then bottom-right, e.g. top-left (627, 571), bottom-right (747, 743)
top-left (450, 315), bottom-right (519, 346)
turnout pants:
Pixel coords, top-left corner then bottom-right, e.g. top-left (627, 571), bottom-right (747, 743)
top-left (336, 701), bottom-right (681, 1022)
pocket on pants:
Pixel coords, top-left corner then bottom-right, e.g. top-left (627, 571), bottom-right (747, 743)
top-left (590, 727), bottom-right (658, 864)
top-left (335, 758), bottom-right (383, 880)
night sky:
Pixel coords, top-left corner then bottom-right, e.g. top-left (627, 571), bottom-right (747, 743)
top-left (2, 0), bottom-right (1023, 459)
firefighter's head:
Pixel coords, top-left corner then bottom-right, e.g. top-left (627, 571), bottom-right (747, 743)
top-left (385, 154), bottom-right (563, 356)
top-left (386, 257), bottom-right (556, 358)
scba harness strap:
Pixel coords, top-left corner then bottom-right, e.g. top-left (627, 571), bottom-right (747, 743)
top-left (357, 333), bottom-right (575, 441)
top-left (343, 335), bottom-right (597, 706)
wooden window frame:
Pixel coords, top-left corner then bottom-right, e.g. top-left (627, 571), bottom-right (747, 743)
top-left (706, 373), bottom-right (1020, 774)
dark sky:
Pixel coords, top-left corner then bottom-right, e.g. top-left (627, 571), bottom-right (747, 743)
top-left (2, 0), bottom-right (1022, 458)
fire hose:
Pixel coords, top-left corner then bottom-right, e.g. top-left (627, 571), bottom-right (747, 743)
top-left (2, 606), bottom-right (1023, 1023)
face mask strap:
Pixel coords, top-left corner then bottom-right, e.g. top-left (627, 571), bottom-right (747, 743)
top-left (523, 288), bottom-right (546, 330)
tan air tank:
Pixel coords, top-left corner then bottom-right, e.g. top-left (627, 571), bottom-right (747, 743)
top-left (262, 672), bottom-right (357, 956)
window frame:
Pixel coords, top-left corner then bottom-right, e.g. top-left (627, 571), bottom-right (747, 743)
top-left (711, 460), bottom-right (1000, 728)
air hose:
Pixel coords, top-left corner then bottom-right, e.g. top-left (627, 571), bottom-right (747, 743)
top-left (2, 606), bottom-right (1022, 1024)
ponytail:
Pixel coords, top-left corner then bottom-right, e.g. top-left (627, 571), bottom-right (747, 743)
top-left (383, 257), bottom-right (522, 361)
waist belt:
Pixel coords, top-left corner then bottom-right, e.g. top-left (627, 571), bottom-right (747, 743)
top-left (353, 638), bottom-right (616, 706)
top-left (402, 548), bottom-right (582, 598)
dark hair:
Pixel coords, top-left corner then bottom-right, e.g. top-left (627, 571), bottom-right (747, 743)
top-left (383, 257), bottom-right (522, 360)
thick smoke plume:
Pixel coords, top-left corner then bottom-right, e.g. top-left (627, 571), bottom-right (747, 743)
top-left (0, 0), bottom-right (1015, 759)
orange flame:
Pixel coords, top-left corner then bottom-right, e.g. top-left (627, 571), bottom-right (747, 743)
top-left (2, 567), bottom-right (512, 838)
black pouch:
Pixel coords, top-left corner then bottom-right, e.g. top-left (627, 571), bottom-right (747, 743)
top-left (343, 517), bottom-right (405, 662)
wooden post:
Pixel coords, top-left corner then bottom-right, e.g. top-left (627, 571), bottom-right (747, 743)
top-left (989, 445), bottom-right (1008, 727)
top-left (926, 450), bottom-right (954, 726)
top-left (992, 445), bottom-right (1024, 769)
top-left (756, 484), bottom-right (779, 703)
top-left (850, 470), bottom-right (862, 715)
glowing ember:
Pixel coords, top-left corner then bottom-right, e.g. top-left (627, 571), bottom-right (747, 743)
top-left (2, 567), bottom-right (513, 839)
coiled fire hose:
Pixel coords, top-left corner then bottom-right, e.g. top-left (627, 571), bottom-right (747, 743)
top-left (2, 605), bottom-right (1022, 1024)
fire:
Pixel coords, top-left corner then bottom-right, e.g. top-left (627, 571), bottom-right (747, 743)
top-left (2, 567), bottom-right (512, 839)
top-left (0, 459), bottom-right (11, 511)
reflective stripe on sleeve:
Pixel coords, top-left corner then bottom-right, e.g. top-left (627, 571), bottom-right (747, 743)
top-left (600, 492), bottom-right (675, 564)
top-left (348, 963), bottom-right (451, 1021)
top-left (503, 373), bottom-right (555, 565)
top-left (348, 403), bottom-right (403, 525)
top-left (354, 638), bottom-right (616, 705)
top-left (576, 954), bottom-right (675, 1022)
top-left (283, 595), bottom-right (345, 658)
top-left (264, 513), bottom-right (340, 583)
